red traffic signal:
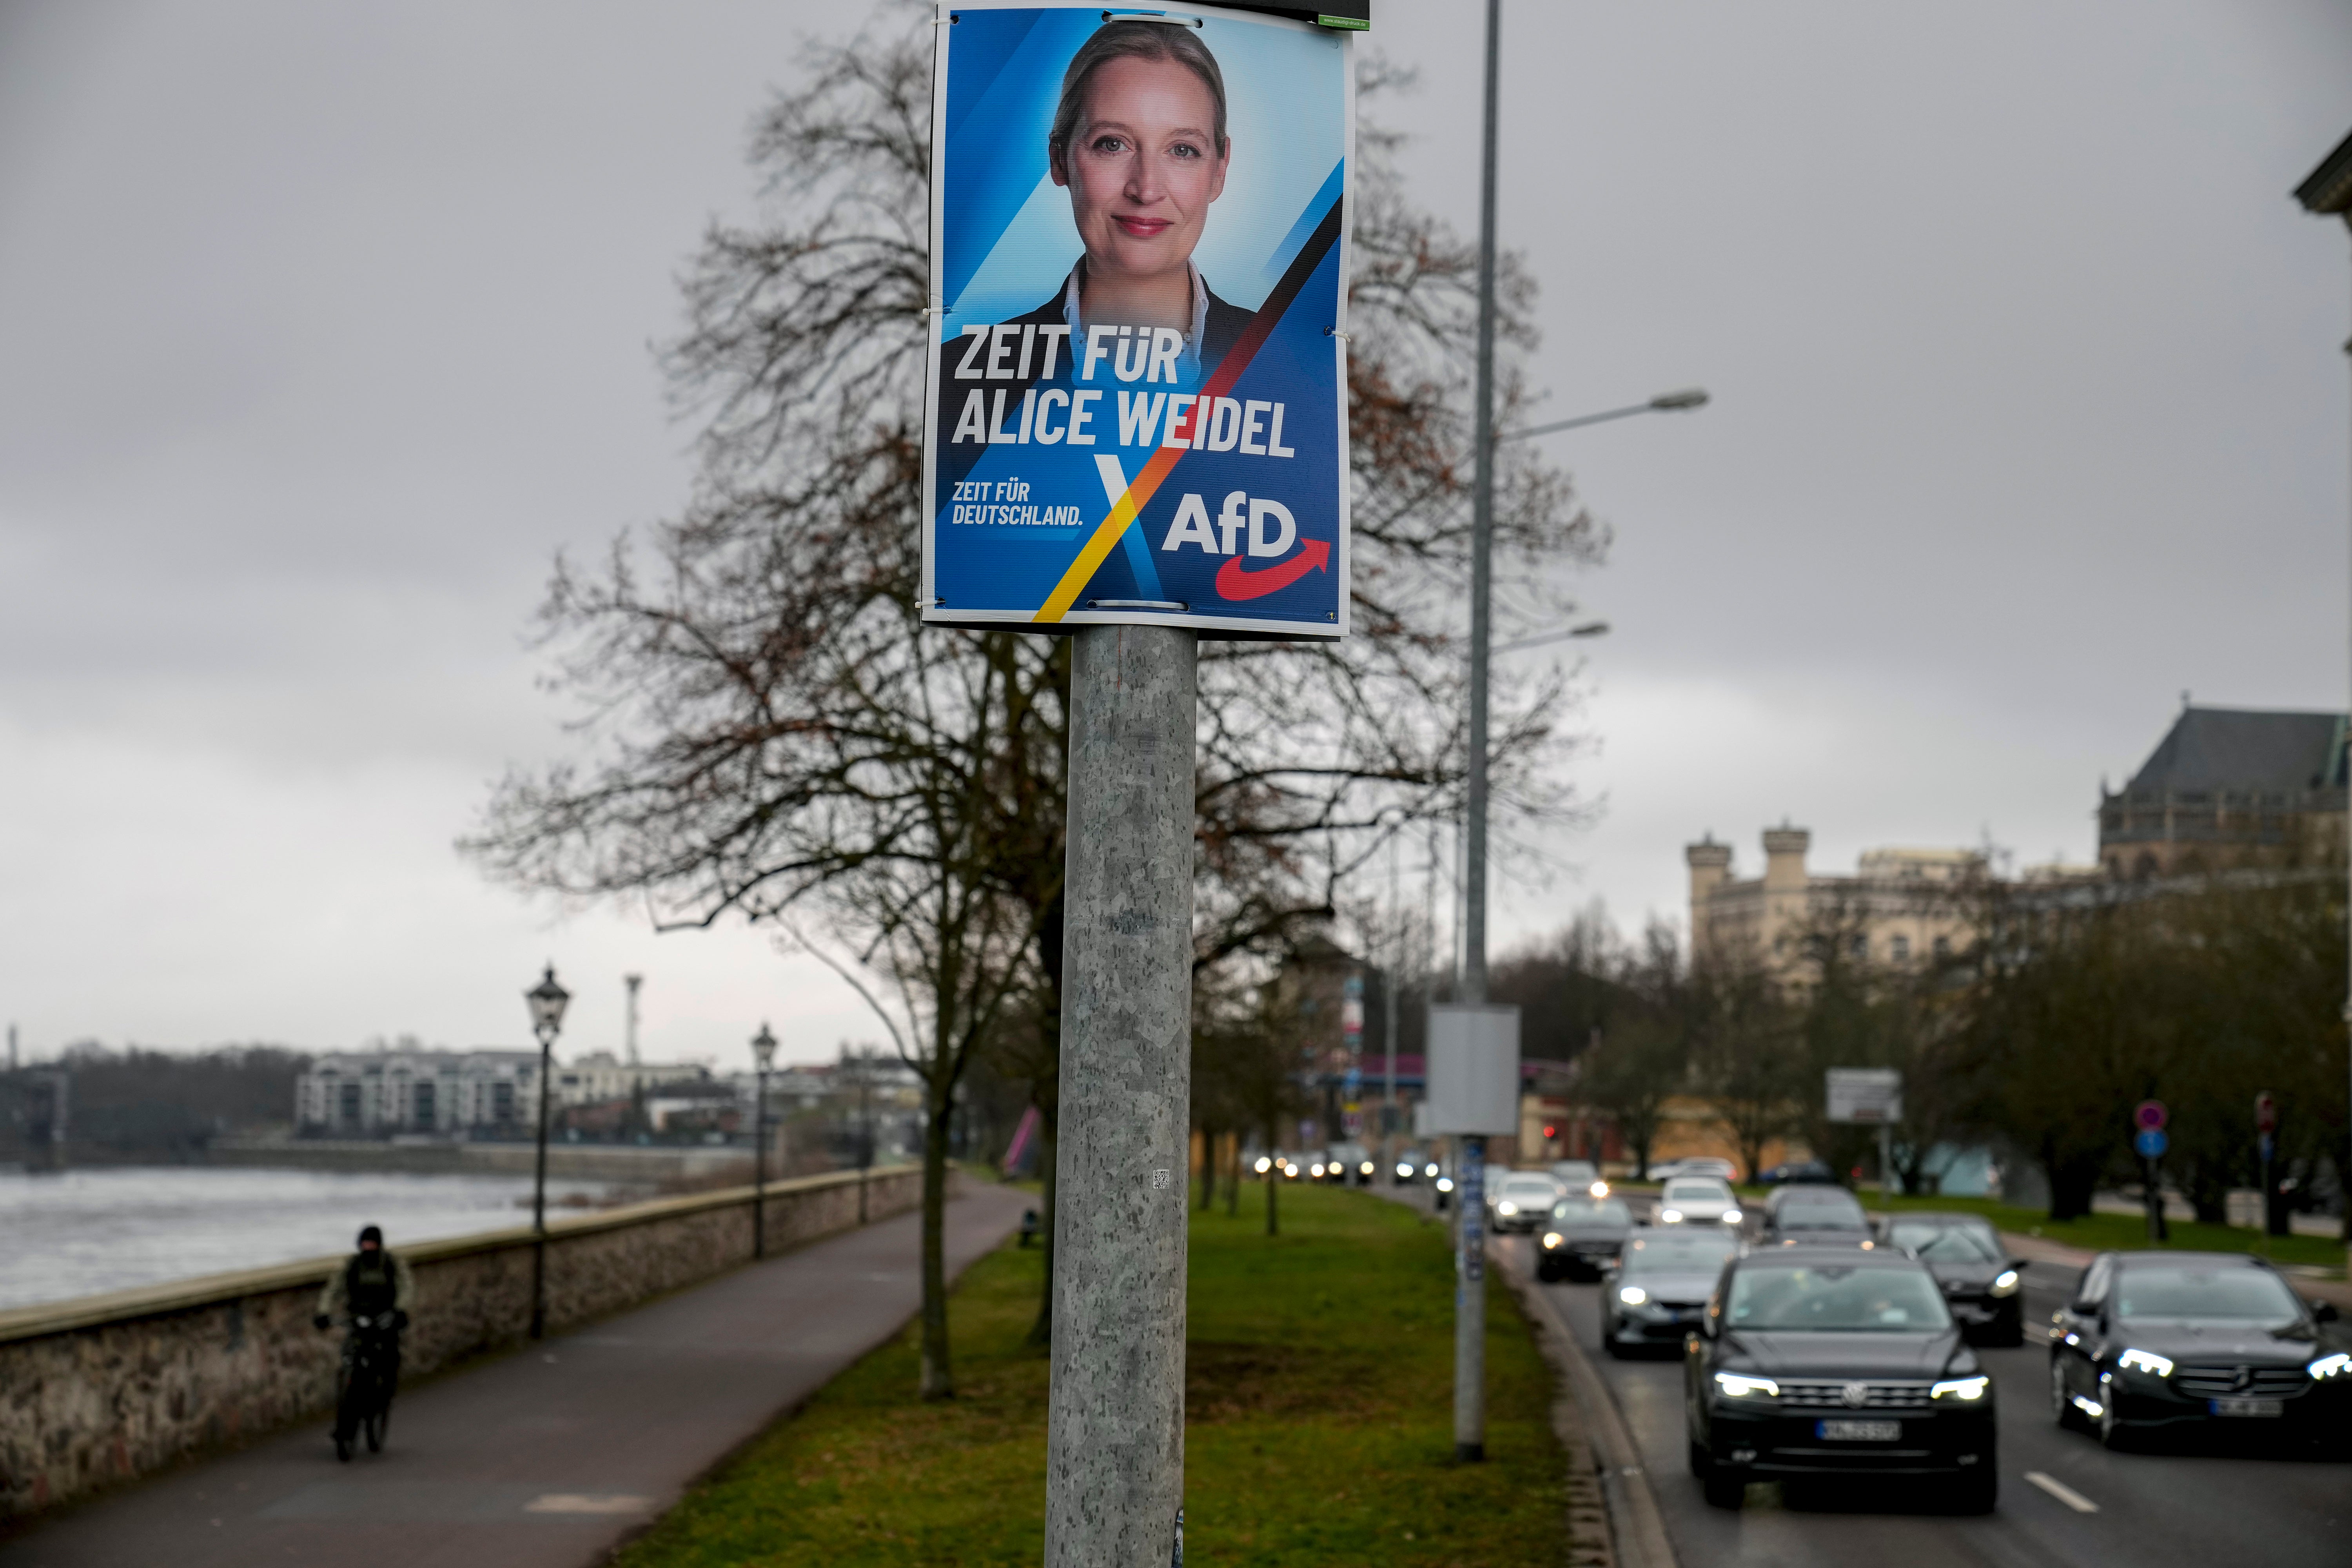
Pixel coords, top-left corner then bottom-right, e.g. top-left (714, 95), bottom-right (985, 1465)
top-left (2255, 1092), bottom-right (2278, 1134)
top-left (1542, 1124), bottom-right (1558, 1141)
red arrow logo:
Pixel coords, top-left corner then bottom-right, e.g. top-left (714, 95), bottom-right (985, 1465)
top-left (1215, 537), bottom-right (1331, 601)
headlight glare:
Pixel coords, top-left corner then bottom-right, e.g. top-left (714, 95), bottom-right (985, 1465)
top-left (1425, 1163), bottom-right (1439, 1177)
top-left (1497, 1201), bottom-right (1517, 1216)
top-left (1590, 1181), bottom-right (1610, 1198)
top-left (2117, 1348), bottom-right (2174, 1377)
top-left (1542, 1231), bottom-right (1564, 1249)
top-left (1397, 1161), bottom-right (1414, 1178)
top-left (1361, 1161), bottom-right (1374, 1175)
top-left (2308, 1352), bottom-right (2351, 1380)
top-left (1713, 1371), bottom-right (1777, 1399)
top-left (1931, 1375), bottom-right (1989, 1401)
top-left (1989, 1269), bottom-right (2020, 1297)
top-left (1435, 1177), bottom-right (1454, 1192)
top-left (1660, 1208), bottom-right (1683, 1223)
top-left (1254, 1156), bottom-right (1272, 1174)
top-left (1721, 1209), bottom-right (1743, 1225)
top-left (1618, 1285), bottom-right (1648, 1305)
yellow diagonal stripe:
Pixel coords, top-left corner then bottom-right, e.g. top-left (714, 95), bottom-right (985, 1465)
top-left (1033, 492), bottom-right (1140, 623)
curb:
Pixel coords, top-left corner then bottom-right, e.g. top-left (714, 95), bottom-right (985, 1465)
top-left (1494, 1240), bottom-right (1679, 1568)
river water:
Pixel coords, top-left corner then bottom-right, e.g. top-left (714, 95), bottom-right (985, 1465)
top-left (0, 1166), bottom-right (625, 1312)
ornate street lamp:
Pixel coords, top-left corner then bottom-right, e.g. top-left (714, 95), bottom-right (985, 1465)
top-left (524, 963), bottom-right (570, 1339)
top-left (750, 1023), bottom-right (777, 1258)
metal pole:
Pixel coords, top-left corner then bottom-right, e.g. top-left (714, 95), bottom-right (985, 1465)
top-left (1044, 623), bottom-right (1196, 1567)
top-left (1385, 832), bottom-right (1400, 1180)
top-left (754, 1065), bottom-right (769, 1259)
top-left (1452, 0), bottom-right (1504, 1468)
top-left (530, 1026), bottom-right (554, 1340)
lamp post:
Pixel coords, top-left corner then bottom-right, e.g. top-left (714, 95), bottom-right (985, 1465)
top-left (2294, 124), bottom-right (2352, 1274)
top-left (751, 1023), bottom-right (777, 1258)
top-left (523, 963), bottom-right (570, 1340)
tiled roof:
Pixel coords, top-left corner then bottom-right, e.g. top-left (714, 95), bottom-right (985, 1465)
top-left (2124, 706), bottom-right (2346, 795)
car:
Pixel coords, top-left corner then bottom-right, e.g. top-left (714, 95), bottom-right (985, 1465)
top-left (1537, 1194), bottom-right (1635, 1281)
top-left (1601, 1229), bottom-right (1741, 1354)
top-left (1760, 1184), bottom-right (1873, 1247)
top-left (1392, 1148), bottom-right (1429, 1184)
top-left (1550, 1158), bottom-right (1608, 1198)
top-left (1655, 1177), bottom-right (1744, 1230)
top-left (1670, 1157), bottom-right (1740, 1183)
top-left (2049, 1250), bottom-right (2350, 1452)
top-left (1883, 1214), bottom-right (2026, 1346)
top-left (1757, 1160), bottom-right (1839, 1186)
top-left (1685, 1244), bottom-right (1998, 1512)
top-left (1488, 1171), bottom-right (1566, 1234)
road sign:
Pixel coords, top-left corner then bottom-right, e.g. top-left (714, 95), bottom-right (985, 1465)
top-left (921, 3), bottom-right (1355, 640)
top-left (2134, 1099), bottom-right (2167, 1131)
top-left (1826, 1068), bottom-right (1902, 1124)
top-left (2134, 1127), bottom-right (2169, 1160)
top-left (1426, 1004), bottom-right (1521, 1134)
top-left (2254, 1091), bottom-right (2278, 1134)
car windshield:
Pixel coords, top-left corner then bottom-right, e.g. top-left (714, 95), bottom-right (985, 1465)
top-left (2115, 1267), bottom-right (2303, 1326)
top-left (1623, 1234), bottom-right (1739, 1273)
top-left (1552, 1162), bottom-right (1598, 1181)
top-left (1890, 1222), bottom-right (2000, 1262)
top-left (1664, 1181), bottom-right (1730, 1203)
top-left (1778, 1196), bottom-right (1867, 1229)
top-left (1550, 1198), bottom-right (1632, 1225)
top-left (1727, 1263), bottom-right (1951, 1331)
top-left (1499, 1177), bottom-right (1557, 1200)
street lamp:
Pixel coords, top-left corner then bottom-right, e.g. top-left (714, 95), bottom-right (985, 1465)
top-left (523, 963), bottom-right (570, 1340)
top-left (1497, 387), bottom-right (1710, 445)
top-left (750, 1023), bottom-right (777, 1259)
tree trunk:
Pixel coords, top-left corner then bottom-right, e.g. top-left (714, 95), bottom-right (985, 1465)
top-left (1265, 1142), bottom-right (1279, 1237)
top-left (1026, 1103), bottom-right (1057, 1348)
top-left (918, 1094), bottom-right (955, 1400)
top-left (1225, 1134), bottom-right (1240, 1217)
top-left (1200, 1125), bottom-right (1218, 1211)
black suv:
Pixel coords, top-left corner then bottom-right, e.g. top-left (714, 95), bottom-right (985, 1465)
top-left (1884, 1213), bottom-right (2026, 1346)
top-left (1760, 1184), bottom-right (1874, 1247)
top-left (1685, 1245), bottom-right (1996, 1511)
top-left (2049, 1250), bottom-right (2349, 1451)
top-left (1537, 1194), bottom-right (1635, 1282)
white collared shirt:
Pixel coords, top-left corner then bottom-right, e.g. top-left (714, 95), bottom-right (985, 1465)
top-left (1060, 260), bottom-right (1209, 381)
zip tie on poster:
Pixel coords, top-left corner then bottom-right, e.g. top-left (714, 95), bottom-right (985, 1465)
top-left (917, 306), bottom-right (949, 319)
top-left (1103, 11), bottom-right (1205, 27)
top-left (1324, 327), bottom-right (1352, 342)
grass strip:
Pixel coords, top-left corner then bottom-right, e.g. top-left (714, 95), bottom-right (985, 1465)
top-left (613, 1183), bottom-right (1567, 1567)
top-left (1868, 1190), bottom-right (2347, 1270)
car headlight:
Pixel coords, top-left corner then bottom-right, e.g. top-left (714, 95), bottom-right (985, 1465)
top-left (1435, 1177), bottom-right (1454, 1192)
top-left (2117, 1348), bottom-right (2174, 1377)
top-left (1497, 1201), bottom-right (1517, 1216)
top-left (1931, 1376), bottom-right (1990, 1402)
top-left (1254, 1156), bottom-right (1272, 1174)
top-left (1660, 1208), bottom-right (1683, 1223)
top-left (1360, 1161), bottom-right (1374, 1175)
top-left (1721, 1209), bottom-right (1743, 1225)
top-left (1712, 1371), bottom-right (1777, 1399)
top-left (1397, 1161), bottom-right (1414, 1178)
top-left (1988, 1269), bottom-right (2020, 1298)
top-left (2308, 1352), bottom-right (2350, 1380)
top-left (1543, 1232), bottom-right (1564, 1249)
top-left (1425, 1163), bottom-right (1439, 1177)
top-left (1618, 1285), bottom-right (1648, 1305)
top-left (1590, 1181), bottom-right (1609, 1198)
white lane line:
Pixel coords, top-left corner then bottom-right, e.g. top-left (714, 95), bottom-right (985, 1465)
top-left (2024, 1471), bottom-right (2100, 1513)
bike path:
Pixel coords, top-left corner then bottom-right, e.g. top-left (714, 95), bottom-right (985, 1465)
top-left (4, 1182), bottom-right (1029, 1568)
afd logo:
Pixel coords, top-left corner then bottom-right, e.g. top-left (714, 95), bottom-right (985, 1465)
top-left (1157, 490), bottom-right (1330, 602)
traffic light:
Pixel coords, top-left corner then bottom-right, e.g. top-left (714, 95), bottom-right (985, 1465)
top-left (1543, 1123), bottom-right (1557, 1141)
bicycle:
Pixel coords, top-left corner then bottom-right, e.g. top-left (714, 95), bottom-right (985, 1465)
top-left (331, 1312), bottom-right (401, 1463)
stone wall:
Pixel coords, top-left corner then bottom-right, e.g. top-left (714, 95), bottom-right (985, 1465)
top-left (0, 1163), bottom-right (926, 1521)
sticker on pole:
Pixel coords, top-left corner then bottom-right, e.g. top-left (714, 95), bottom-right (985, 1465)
top-left (920, 3), bottom-right (1354, 639)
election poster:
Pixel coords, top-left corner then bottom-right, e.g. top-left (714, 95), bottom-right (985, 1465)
top-left (921, 3), bottom-right (1354, 638)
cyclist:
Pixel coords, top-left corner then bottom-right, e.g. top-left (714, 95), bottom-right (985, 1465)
top-left (314, 1224), bottom-right (414, 1459)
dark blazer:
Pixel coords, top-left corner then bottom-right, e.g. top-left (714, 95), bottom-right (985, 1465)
top-left (997, 275), bottom-right (1255, 381)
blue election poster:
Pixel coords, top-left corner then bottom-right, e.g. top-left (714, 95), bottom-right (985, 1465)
top-left (921, 3), bottom-right (1353, 639)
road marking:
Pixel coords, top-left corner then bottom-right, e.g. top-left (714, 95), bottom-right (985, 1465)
top-left (524, 1494), bottom-right (653, 1515)
top-left (2024, 1471), bottom-right (2099, 1513)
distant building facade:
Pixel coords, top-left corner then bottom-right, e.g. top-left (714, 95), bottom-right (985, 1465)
top-left (552, 1051), bottom-right (712, 1108)
top-left (1686, 826), bottom-right (1986, 975)
top-left (297, 1049), bottom-right (542, 1135)
top-left (2098, 704), bottom-right (2348, 879)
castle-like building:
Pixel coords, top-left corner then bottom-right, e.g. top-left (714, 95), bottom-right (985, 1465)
top-left (1686, 827), bottom-right (1993, 975)
top-left (2097, 704), bottom-right (2347, 879)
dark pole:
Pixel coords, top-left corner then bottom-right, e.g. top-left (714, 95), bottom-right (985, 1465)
top-left (859, 1069), bottom-right (872, 1226)
top-left (523, 965), bottom-right (570, 1342)
top-left (755, 1066), bottom-right (769, 1258)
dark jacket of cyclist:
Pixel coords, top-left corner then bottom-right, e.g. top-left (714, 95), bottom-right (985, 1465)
top-left (315, 1225), bottom-right (415, 1331)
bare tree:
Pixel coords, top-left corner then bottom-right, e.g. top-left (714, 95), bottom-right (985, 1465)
top-left (464, 14), bottom-right (1600, 1389)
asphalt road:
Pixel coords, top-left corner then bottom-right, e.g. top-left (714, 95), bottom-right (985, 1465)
top-left (1505, 1200), bottom-right (2352, 1568)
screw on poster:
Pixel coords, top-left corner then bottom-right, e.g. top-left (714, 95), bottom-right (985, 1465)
top-left (921, 3), bottom-right (1354, 637)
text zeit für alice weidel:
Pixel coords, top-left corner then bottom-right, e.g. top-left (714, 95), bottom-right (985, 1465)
top-left (947, 323), bottom-right (1298, 456)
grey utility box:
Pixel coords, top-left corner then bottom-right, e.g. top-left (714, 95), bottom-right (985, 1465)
top-left (1425, 1004), bottom-right (1521, 1135)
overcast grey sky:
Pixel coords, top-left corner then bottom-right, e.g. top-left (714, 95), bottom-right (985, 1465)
top-left (3, 2), bottom-right (2348, 1066)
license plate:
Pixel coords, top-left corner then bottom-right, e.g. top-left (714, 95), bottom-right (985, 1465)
top-left (1816, 1419), bottom-right (1901, 1442)
top-left (2209, 1397), bottom-right (2283, 1417)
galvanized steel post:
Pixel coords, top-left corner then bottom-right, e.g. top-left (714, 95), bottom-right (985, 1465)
top-left (1044, 623), bottom-right (1197, 1566)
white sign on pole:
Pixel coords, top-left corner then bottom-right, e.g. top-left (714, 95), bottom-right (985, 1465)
top-left (1826, 1067), bottom-right (1903, 1125)
top-left (1412, 1100), bottom-right (1436, 1140)
top-left (1425, 1004), bottom-right (1520, 1135)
